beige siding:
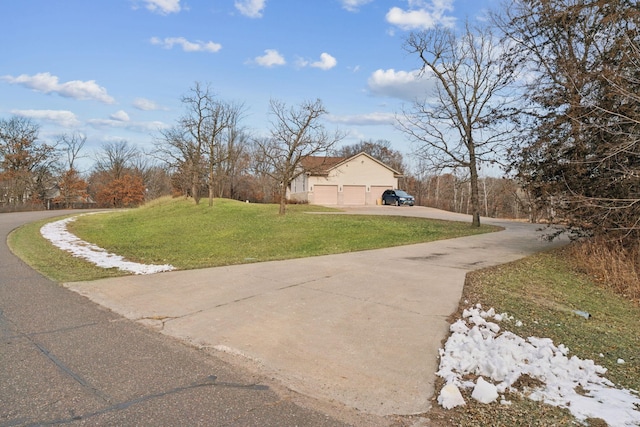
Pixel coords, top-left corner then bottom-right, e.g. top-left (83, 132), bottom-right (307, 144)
top-left (328, 155), bottom-right (396, 187)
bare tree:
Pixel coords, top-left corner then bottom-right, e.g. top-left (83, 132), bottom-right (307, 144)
top-left (156, 125), bottom-right (204, 201)
top-left (57, 133), bottom-right (87, 172)
top-left (55, 133), bottom-right (88, 208)
top-left (255, 99), bottom-right (345, 215)
top-left (156, 83), bottom-right (246, 206)
top-left (93, 140), bottom-right (140, 180)
top-left (214, 119), bottom-right (250, 199)
top-left (89, 140), bottom-right (146, 207)
top-left (0, 116), bottom-right (57, 207)
top-left (397, 22), bottom-right (517, 227)
top-left (203, 100), bottom-right (245, 206)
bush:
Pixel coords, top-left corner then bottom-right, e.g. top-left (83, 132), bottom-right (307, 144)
top-left (569, 237), bottom-right (640, 304)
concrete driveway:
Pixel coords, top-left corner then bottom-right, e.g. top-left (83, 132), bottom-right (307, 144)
top-left (65, 206), bottom-right (566, 417)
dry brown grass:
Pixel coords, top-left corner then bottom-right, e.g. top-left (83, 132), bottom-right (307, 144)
top-left (568, 236), bottom-right (640, 304)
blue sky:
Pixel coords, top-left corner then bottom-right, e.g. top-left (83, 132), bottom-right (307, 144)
top-left (2, 0), bottom-right (496, 171)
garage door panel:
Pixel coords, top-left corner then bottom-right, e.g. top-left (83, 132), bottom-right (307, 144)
top-left (314, 185), bottom-right (338, 205)
top-left (343, 185), bottom-right (366, 205)
top-left (371, 186), bottom-right (392, 204)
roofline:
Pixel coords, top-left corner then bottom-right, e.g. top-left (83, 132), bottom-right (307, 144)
top-left (331, 152), bottom-right (403, 176)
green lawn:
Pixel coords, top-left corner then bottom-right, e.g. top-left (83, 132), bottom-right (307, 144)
top-left (9, 196), bottom-right (497, 282)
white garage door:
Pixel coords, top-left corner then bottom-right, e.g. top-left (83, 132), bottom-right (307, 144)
top-left (343, 185), bottom-right (366, 205)
top-left (314, 185), bottom-right (338, 205)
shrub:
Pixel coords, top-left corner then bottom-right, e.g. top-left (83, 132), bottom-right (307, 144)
top-left (569, 237), bottom-right (640, 304)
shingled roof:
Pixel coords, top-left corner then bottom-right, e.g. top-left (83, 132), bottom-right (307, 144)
top-left (299, 156), bottom-right (346, 175)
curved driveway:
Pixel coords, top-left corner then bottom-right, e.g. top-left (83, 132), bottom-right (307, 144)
top-left (0, 210), bottom-right (360, 427)
top-left (64, 206), bottom-right (568, 417)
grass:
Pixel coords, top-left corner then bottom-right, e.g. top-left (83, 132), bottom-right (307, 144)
top-left (8, 216), bottom-right (130, 282)
top-left (8, 196), bottom-right (497, 282)
top-left (14, 197), bottom-right (637, 425)
top-left (417, 246), bottom-right (640, 427)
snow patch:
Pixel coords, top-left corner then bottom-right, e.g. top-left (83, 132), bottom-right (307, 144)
top-left (437, 306), bottom-right (640, 426)
top-left (41, 215), bottom-right (175, 275)
top-left (438, 383), bottom-right (466, 409)
top-left (472, 377), bottom-right (499, 404)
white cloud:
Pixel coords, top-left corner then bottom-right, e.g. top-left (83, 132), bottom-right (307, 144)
top-left (2, 72), bottom-right (115, 104)
top-left (150, 37), bottom-right (222, 53)
top-left (296, 53), bottom-right (337, 70)
top-left (235, 0), bottom-right (266, 18)
top-left (87, 117), bottom-right (168, 132)
top-left (11, 109), bottom-right (80, 127)
top-left (133, 98), bottom-right (166, 111)
top-left (326, 112), bottom-right (395, 126)
top-left (386, 0), bottom-right (456, 30)
top-left (310, 53), bottom-right (337, 70)
top-left (368, 68), bottom-right (436, 101)
top-left (110, 110), bottom-right (130, 122)
top-left (340, 0), bottom-right (373, 12)
top-left (143, 0), bottom-right (181, 15)
top-left (254, 49), bottom-right (286, 67)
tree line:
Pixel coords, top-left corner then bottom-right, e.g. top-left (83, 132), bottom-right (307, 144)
top-left (0, 108), bottom-right (539, 223)
top-left (0, 91), bottom-right (347, 214)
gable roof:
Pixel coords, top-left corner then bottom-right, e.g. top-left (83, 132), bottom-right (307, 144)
top-left (300, 152), bottom-right (403, 177)
top-left (299, 156), bottom-right (345, 175)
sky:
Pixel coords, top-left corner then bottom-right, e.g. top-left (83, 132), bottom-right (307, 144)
top-left (2, 0), bottom-right (498, 172)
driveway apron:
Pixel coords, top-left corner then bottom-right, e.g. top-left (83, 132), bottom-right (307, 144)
top-left (65, 206), bottom-right (567, 417)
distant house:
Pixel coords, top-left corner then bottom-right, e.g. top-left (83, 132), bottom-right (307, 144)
top-left (287, 152), bottom-right (403, 206)
top-left (44, 184), bottom-right (96, 210)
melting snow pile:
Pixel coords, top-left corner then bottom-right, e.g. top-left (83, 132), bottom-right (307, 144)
top-left (437, 305), bottom-right (640, 426)
top-left (41, 215), bottom-right (175, 275)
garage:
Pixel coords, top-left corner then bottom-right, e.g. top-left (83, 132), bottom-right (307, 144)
top-left (371, 186), bottom-right (392, 203)
top-left (313, 185), bottom-right (338, 205)
top-left (292, 153), bottom-right (402, 206)
top-left (343, 185), bottom-right (366, 205)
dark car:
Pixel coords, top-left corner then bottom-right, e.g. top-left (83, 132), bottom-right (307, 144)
top-left (381, 189), bottom-right (415, 206)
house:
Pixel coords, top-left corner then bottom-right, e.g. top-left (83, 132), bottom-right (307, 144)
top-left (287, 152), bottom-right (403, 206)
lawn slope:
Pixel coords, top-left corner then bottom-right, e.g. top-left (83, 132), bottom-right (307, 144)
top-left (10, 197), bottom-right (496, 282)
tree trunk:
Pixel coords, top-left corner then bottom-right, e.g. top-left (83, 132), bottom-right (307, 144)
top-left (208, 168), bottom-right (215, 207)
top-left (191, 175), bottom-right (201, 205)
top-left (278, 186), bottom-right (287, 215)
top-left (483, 179), bottom-right (489, 217)
top-left (469, 161), bottom-right (481, 227)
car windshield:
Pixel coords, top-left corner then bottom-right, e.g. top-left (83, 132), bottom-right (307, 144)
top-left (395, 190), bottom-right (411, 197)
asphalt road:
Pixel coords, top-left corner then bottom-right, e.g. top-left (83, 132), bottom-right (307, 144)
top-left (0, 210), bottom-right (370, 427)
